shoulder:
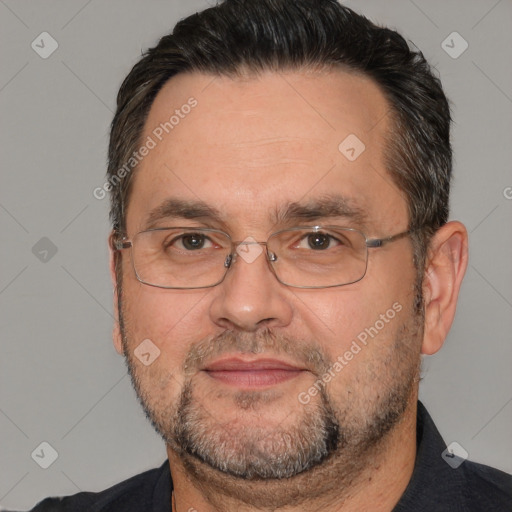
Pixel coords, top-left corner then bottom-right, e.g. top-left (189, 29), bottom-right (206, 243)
top-left (458, 458), bottom-right (512, 510)
top-left (27, 462), bottom-right (171, 512)
top-left (394, 402), bottom-right (512, 512)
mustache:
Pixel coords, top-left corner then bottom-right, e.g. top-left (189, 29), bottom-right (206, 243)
top-left (182, 329), bottom-right (332, 376)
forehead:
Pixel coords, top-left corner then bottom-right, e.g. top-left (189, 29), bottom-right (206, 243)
top-left (127, 69), bottom-right (407, 234)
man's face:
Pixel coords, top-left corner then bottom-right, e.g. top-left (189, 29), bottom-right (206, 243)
top-left (115, 69), bottom-right (423, 486)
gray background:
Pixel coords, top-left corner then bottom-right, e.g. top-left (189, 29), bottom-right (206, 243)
top-left (1, 0), bottom-right (511, 509)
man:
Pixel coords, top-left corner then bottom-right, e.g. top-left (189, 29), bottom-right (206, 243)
top-left (28, 0), bottom-right (511, 510)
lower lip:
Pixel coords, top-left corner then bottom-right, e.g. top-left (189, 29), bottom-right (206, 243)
top-left (205, 369), bottom-right (303, 388)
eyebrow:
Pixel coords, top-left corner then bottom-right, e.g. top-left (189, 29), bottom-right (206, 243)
top-left (143, 198), bottom-right (225, 230)
top-left (274, 195), bottom-right (368, 228)
top-left (142, 194), bottom-right (368, 232)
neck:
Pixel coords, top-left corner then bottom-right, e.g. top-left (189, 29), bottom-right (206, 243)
top-left (167, 398), bottom-right (418, 512)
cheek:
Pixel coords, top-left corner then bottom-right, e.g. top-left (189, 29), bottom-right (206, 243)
top-left (304, 295), bottom-right (414, 399)
top-left (120, 276), bottom-right (214, 366)
top-left (296, 256), bottom-right (415, 362)
top-left (299, 291), bottom-right (364, 339)
top-left (296, 288), bottom-right (396, 347)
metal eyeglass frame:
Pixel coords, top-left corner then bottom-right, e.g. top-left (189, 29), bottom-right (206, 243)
top-left (113, 225), bottom-right (414, 290)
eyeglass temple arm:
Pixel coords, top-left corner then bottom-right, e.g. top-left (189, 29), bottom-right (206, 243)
top-left (366, 229), bottom-right (413, 248)
top-left (112, 235), bottom-right (132, 251)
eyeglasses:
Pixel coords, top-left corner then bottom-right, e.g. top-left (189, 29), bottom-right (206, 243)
top-left (113, 226), bottom-right (413, 289)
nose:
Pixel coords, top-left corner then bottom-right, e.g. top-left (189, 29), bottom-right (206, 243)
top-left (209, 242), bottom-right (293, 332)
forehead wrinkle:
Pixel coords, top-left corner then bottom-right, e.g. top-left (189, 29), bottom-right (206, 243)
top-left (213, 136), bottom-right (327, 169)
top-left (217, 135), bottom-right (325, 149)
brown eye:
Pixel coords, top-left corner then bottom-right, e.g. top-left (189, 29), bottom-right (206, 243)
top-left (180, 233), bottom-right (207, 250)
top-left (306, 233), bottom-right (332, 250)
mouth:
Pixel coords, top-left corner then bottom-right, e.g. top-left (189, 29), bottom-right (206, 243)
top-left (202, 357), bottom-right (307, 389)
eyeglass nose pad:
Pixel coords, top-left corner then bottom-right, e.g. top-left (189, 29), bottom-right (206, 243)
top-left (224, 254), bottom-right (234, 268)
top-left (268, 251), bottom-right (277, 262)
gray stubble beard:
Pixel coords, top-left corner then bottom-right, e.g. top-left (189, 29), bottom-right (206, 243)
top-left (118, 282), bottom-right (424, 509)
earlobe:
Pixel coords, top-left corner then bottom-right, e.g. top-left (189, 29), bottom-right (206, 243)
top-left (421, 221), bottom-right (468, 355)
top-left (109, 231), bottom-right (124, 356)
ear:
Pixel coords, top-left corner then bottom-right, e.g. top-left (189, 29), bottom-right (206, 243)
top-left (421, 221), bottom-right (468, 355)
top-left (109, 231), bottom-right (124, 356)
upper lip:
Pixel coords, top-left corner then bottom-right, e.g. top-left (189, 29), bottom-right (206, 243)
top-left (202, 357), bottom-right (305, 372)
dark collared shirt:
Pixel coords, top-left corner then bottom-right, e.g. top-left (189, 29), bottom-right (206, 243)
top-left (26, 402), bottom-right (512, 511)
